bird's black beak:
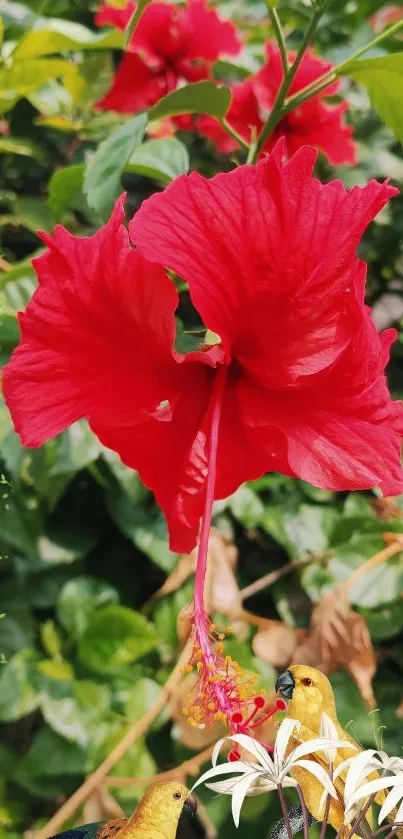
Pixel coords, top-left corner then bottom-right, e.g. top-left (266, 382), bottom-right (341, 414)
top-left (275, 669), bottom-right (295, 700)
top-left (183, 793), bottom-right (198, 817)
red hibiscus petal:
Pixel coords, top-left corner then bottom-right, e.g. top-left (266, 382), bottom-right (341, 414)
top-left (130, 3), bottom-right (179, 62)
top-left (181, 0), bottom-right (241, 61)
top-left (91, 361), bottom-right (217, 553)
top-left (240, 317), bottom-right (403, 495)
top-left (96, 53), bottom-right (166, 114)
top-left (130, 141), bottom-right (397, 358)
top-left (2, 196), bottom-right (180, 447)
top-left (283, 101), bottom-right (356, 166)
top-left (95, 1), bottom-right (134, 30)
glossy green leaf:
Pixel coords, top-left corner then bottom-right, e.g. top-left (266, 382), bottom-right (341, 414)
top-left (49, 421), bottom-right (103, 475)
top-left (84, 114), bottom-right (147, 220)
top-left (340, 54), bottom-right (403, 144)
top-left (40, 620), bottom-right (62, 659)
top-left (40, 679), bottom-right (110, 747)
top-left (57, 577), bottom-right (119, 638)
top-left (13, 18), bottom-right (124, 58)
top-left (0, 649), bottom-right (40, 722)
top-left (124, 0), bottom-right (152, 45)
top-left (106, 486), bottom-right (178, 571)
top-left (48, 163), bottom-right (85, 221)
top-left (126, 138), bottom-right (189, 184)
top-left (0, 136), bottom-right (43, 158)
top-left (78, 605), bottom-right (159, 674)
top-left (150, 81), bottom-right (231, 120)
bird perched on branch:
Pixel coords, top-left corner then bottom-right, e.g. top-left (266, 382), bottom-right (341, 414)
top-left (275, 665), bottom-right (402, 839)
top-left (48, 782), bottom-right (197, 839)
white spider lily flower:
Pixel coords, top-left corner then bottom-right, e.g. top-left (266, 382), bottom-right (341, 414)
top-left (340, 749), bottom-right (403, 824)
top-left (193, 719), bottom-right (353, 827)
top-left (319, 712), bottom-right (340, 764)
top-left (343, 752), bottom-right (403, 825)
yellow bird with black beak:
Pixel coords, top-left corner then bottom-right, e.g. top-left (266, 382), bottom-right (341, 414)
top-left (275, 665), bottom-right (400, 839)
top-left (47, 782), bottom-right (197, 839)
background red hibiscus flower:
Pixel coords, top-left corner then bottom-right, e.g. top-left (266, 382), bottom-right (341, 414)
top-left (188, 44), bottom-right (356, 164)
top-left (96, 0), bottom-right (241, 113)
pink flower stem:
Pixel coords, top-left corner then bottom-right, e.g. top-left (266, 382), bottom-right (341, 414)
top-left (193, 365), bottom-right (228, 698)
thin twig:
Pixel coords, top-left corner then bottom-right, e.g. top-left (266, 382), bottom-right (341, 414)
top-left (34, 640), bottom-right (193, 839)
top-left (277, 784), bottom-right (293, 839)
top-left (340, 535), bottom-right (403, 599)
top-left (0, 256), bottom-right (12, 272)
top-left (240, 555), bottom-right (321, 601)
top-left (267, 5), bottom-right (289, 73)
top-left (296, 784), bottom-right (310, 839)
top-left (105, 745), bottom-right (214, 787)
top-left (319, 765), bottom-right (333, 839)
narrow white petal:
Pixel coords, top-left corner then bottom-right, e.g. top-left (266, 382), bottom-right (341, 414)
top-left (344, 749), bottom-right (378, 804)
top-left (216, 733), bottom-right (275, 771)
top-left (289, 738), bottom-right (355, 765)
top-left (212, 738), bottom-right (229, 766)
top-left (378, 785), bottom-right (403, 825)
top-left (275, 719), bottom-right (300, 774)
top-left (231, 772), bottom-right (263, 827)
top-left (333, 757), bottom-right (357, 781)
top-left (292, 759), bottom-right (337, 798)
top-left (319, 713), bottom-right (339, 759)
top-left (192, 761), bottom-right (259, 790)
top-left (347, 775), bottom-right (403, 813)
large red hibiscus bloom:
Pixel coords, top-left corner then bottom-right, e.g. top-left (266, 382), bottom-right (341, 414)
top-left (3, 142), bottom-right (403, 554)
top-left (192, 44), bottom-right (356, 165)
top-left (96, 0), bottom-right (241, 113)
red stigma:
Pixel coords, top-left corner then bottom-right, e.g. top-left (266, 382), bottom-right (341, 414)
top-left (275, 697), bottom-right (287, 711)
top-left (228, 749), bottom-right (241, 762)
top-left (232, 711), bottom-right (243, 724)
top-left (254, 695), bottom-right (266, 708)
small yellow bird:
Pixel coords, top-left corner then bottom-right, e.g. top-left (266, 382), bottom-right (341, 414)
top-left (48, 782), bottom-right (197, 839)
top-left (275, 665), bottom-right (397, 838)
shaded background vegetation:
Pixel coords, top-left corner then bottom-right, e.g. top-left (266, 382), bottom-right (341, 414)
top-left (1, 1), bottom-right (403, 837)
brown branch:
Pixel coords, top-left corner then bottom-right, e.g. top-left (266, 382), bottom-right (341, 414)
top-left (105, 745), bottom-right (214, 787)
top-left (0, 255), bottom-right (12, 272)
top-left (340, 534), bottom-right (403, 599)
top-left (35, 640), bottom-right (192, 839)
top-left (240, 555), bottom-right (322, 601)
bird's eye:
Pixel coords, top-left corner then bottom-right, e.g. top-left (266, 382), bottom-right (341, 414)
top-left (173, 792), bottom-right (182, 800)
top-left (302, 677), bottom-right (312, 686)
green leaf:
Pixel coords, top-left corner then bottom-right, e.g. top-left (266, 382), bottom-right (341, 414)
top-left (78, 605), bottom-right (159, 675)
top-left (150, 81), bottom-right (231, 121)
top-left (57, 577), bottom-right (119, 639)
top-left (262, 503), bottom-right (339, 559)
top-left (49, 421), bottom-right (103, 475)
top-left (13, 725), bottom-right (87, 794)
top-left (126, 138), bottom-right (189, 184)
top-left (84, 114), bottom-right (147, 220)
top-left (0, 57), bottom-right (81, 103)
top-left (124, 677), bottom-right (164, 730)
top-left (340, 54), bottom-right (403, 145)
top-left (225, 484), bottom-right (265, 528)
top-left (48, 163), bottom-right (85, 221)
top-left (106, 486), bottom-right (178, 571)
top-left (0, 136), bottom-right (43, 158)
top-left (12, 18), bottom-right (124, 58)
top-left (40, 679), bottom-right (111, 747)
top-left (0, 649), bottom-right (40, 722)
top-left (40, 620), bottom-right (62, 658)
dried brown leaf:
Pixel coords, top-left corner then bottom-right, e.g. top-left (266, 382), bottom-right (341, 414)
top-left (396, 698), bottom-right (403, 719)
top-left (252, 621), bottom-right (298, 668)
top-left (310, 594), bottom-right (377, 708)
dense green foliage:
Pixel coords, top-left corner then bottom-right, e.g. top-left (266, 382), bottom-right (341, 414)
top-left (1, 1), bottom-right (403, 837)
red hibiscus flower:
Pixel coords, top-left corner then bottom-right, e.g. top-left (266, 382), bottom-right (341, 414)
top-left (96, 0), bottom-right (241, 114)
top-left (370, 4), bottom-right (403, 33)
top-left (3, 142), bottom-right (403, 555)
top-left (191, 44), bottom-right (356, 165)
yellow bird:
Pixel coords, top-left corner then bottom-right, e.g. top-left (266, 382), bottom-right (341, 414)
top-left (275, 665), bottom-right (394, 838)
top-left (48, 782), bottom-right (197, 839)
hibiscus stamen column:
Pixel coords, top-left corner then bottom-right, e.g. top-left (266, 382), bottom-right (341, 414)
top-left (183, 366), bottom-right (283, 739)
